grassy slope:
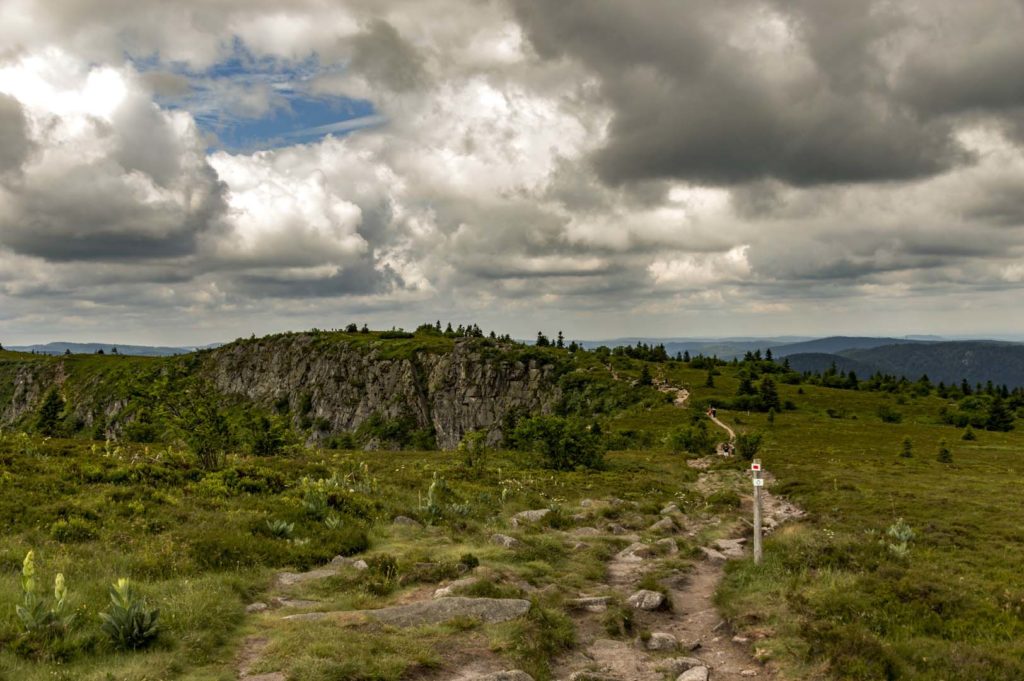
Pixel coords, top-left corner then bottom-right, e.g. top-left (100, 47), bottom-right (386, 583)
top-left (715, 379), bottom-right (1024, 680)
top-left (1, 345), bottom-right (1022, 680)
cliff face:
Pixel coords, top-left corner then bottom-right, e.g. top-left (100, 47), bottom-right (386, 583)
top-left (0, 336), bottom-right (563, 449)
top-left (206, 336), bottom-right (561, 448)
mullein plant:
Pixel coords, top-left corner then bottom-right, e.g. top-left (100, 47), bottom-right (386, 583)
top-left (99, 578), bottom-right (159, 650)
top-left (16, 551), bottom-right (77, 638)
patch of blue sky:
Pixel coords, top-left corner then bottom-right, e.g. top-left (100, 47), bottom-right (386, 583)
top-left (131, 38), bottom-right (382, 153)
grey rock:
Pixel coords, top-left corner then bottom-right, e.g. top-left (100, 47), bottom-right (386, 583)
top-left (700, 546), bottom-right (728, 564)
top-left (572, 526), bottom-right (602, 536)
top-left (607, 523), bottom-right (628, 535)
top-left (392, 515), bottom-right (422, 527)
top-left (367, 597), bottom-right (531, 627)
top-left (660, 502), bottom-right (681, 515)
top-left (352, 559), bottom-right (368, 570)
top-left (741, 671), bottom-right (759, 677)
top-left (281, 611), bottom-right (327, 622)
top-left (715, 538), bottom-right (746, 557)
top-left (245, 602), bottom-right (268, 613)
top-left (627, 589), bottom-right (665, 611)
top-left (616, 542), bottom-right (654, 561)
top-left (275, 566), bottom-right (339, 587)
top-left (469, 671), bottom-right (534, 681)
top-left (491, 533), bottom-right (520, 549)
top-left (656, 537), bottom-right (679, 555)
top-left (732, 634), bottom-right (750, 643)
top-left (649, 516), bottom-right (676, 533)
top-left (579, 499), bottom-right (595, 507)
top-left (567, 596), bottom-right (611, 612)
top-left (645, 632), bottom-right (678, 651)
top-left (433, 576), bottom-right (479, 599)
top-left (568, 672), bottom-right (620, 681)
top-left (656, 657), bottom-right (705, 675)
top-left (243, 674), bottom-right (287, 681)
top-left (676, 667), bottom-right (710, 681)
top-left (271, 597), bottom-right (319, 609)
top-left (511, 509), bottom-right (550, 527)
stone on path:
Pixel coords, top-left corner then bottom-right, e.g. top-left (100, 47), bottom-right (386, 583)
top-left (283, 597), bottom-right (530, 627)
top-left (275, 566), bottom-right (339, 587)
top-left (715, 538), bottom-right (746, 557)
top-left (656, 538), bottom-right (679, 554)
top-left (627, 589), bottom-right (665, 611)
top-left (567, 596), bottom-right (611, 612)
top-left (649, 517), bottom-right (676, 533)
top-left (368, 596), bottom-right (530, 627)
top-left (469, 671), bottom-right (534, 681)
top-left (656, 657), bottom-right (706, 676)
top-left (511, 509), bottom-right (550, 527)
top-left (645, 632), bottom-right (678, 651)
top-left (676, 667), bottom-right (710, 681)
top-left (616, 542), bottom-right (654, 561)
top-left (392, 515), bottom-right (422, 527)
top-left (491, 533), bottom-right (520, 549)
top-left (568, 672), bottom-right (620, 681)
top-left (741, 670), bottom-right (759, 677)
top-left (700, 546), bottom-right (728, 564)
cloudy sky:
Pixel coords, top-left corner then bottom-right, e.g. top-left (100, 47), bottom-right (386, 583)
top-left (2, 0), bottom-right (1024, 345)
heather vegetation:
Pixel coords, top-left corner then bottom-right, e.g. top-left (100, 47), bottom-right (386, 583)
top-left (0, 328), bottom-right (1022, 680)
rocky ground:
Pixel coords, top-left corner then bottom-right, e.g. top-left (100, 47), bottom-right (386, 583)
top-left (236, 454), bottom-right (803, 681)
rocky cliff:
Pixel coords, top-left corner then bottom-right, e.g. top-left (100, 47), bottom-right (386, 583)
top-left (206, 335), bottom-right (562, 448)
top-left (0, 334), bottom-right (565, 449)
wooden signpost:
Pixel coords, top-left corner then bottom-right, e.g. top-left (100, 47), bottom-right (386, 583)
top-left (752, 458), bottom-right (763, 564)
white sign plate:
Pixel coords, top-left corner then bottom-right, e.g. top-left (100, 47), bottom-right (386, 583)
top-left (753, 478), bottom-right (764, 487)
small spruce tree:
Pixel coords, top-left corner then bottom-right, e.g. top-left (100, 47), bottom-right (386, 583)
top-left (962, 426), bottom-right (977, 441)
top-left (900, 436), bottom-right (913, 458)
top-left (936, 439), bottom-right (952, 463)
top-left (705, 368), bottom-right (715, 388)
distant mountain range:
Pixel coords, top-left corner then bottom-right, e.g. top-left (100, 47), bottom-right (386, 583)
top-left (784, 340), bottom-right (1024, 388)
top-left (7, 342), bottom-right (220, 357)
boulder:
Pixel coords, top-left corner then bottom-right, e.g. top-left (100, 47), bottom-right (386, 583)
top-left (510, 509), bottom-right (550, 527)
top-left (676, 667), bottom-right (710, 681)
top-left (700, 546), bottom-right (728, 564)
top-left (656, 538), bottom-right (679, 555)
top-left (245, 602), bottom-right (268, 614)
top-left (433, 576), bottom-right (479, 599)
top-left (656, 657), bottom-right (705, 676)
top-left (649, 517), bottom-right (676, 533)
top-left (660, 502), bottom-right (681, 515)
top-left (615, 542), bottom-right (654, 561)
top-left (626, 589), bottom-right (665, 611)
top-left (392, 515), bottom-right (423, 528)
top-left (469, 671), bottom-right (534, 681)
top-left (367, 597), bottom-right (531, 627)
top-left (491, 533), bottom-right (520, 549)
top-left (567, 596), bottom-right (611, 612)
top-left (645, 632), bottom-right (678, 651)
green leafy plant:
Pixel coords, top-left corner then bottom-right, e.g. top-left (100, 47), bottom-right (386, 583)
top-left (324, 512), bottom-right (343, 529)
top-left (265, 518), bottom-right (295, 539)
top-left (886, 518), bottom-right (915, 558)
top-left (16, 551), bottom-right (77, 637)
top-left (99, 578), bottom-right (159, 650)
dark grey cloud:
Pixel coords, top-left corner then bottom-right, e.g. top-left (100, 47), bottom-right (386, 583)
top-left (0, 94), bottom-right (30, 172)
top-left (511, 0), bottom-right (973, 187)
top-left (349, 19), bottom-right (427, 92)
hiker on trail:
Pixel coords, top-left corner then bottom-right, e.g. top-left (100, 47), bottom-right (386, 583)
top-left (711, 407), bottom-right (717, 418)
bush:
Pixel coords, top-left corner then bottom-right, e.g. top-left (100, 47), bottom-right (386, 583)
top-left (509, 415), bottom-right (604, 470)
top-left (876, 405), bottom-right (903, 424)
top-left (99, 578), bottom-right (159, 650)
top-left (734, 432), bottom-right (763, 461)
top-left (50, 517), bottom-right (98, 542)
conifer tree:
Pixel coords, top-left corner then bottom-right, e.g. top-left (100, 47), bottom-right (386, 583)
top-left (36, 389), bottom-right (65, 437)
top-left (985, 394), bottom-right (1015, 432)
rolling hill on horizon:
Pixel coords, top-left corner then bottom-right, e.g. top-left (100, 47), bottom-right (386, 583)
top-left (786, 340), bottom-right (1024, 388)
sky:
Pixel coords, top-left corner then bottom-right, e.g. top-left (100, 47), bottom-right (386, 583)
top-left (1, 0), bottom-right (1024, 346)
